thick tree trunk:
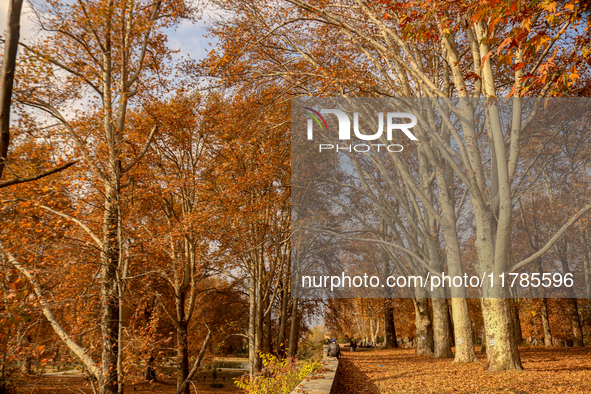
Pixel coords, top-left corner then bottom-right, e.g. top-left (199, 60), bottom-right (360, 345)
top-left (145, 357), bottom-right (156, 381)
top-left (474, 209), bottom-right (522, 371)
top-left (476, 42), bottom-right (523, 371)
top-left (481, 298), bottom-right (523, 371)
top-left (173, 329), bottom-right (211, 394)
top-left (0, 0), bottom-right (23, 179)
top-left (176, 322), bottom-right (189, 394)
top-left (383, 299), bottom-right (397, 349)
top-left (432, 298), bottom-right (454, 358)
top-left (437, 199), bottom-right (477, 362)
top-left (413, 297), bottom-right (434, 355)
top-left (450, 297), bottom-right (477, 362)
top-left (100, 184), bottom-right (121, 394)
top-left (540, 297), bottom-right (552, 346)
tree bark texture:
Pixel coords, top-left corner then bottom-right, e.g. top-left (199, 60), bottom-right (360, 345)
top-left (413, 298), bottom-right (434, 355)
top-left (432, 298), bottom-right (454, 358)
top-left (540, 297), bottom-right (552, 347)
top-left (383, 299), bottom-right (398, 349)
top-left (481, 298), bottom-right (523, 371)
top-left (0, 0), bottom-right (23, 179)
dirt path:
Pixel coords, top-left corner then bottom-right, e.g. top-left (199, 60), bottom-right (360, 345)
top-left (17, 371), bottom-right (245, 394)
top-left (336, 347), bottom-right (591, 394)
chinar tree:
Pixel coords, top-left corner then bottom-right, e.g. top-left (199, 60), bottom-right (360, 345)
top-left (200, 0), bottom-right (591, 371)
top-left (5, 1), bottom-right (195, 393)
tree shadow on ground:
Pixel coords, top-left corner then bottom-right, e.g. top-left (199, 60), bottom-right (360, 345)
top-left (336, 352), bottom-right (380, 394)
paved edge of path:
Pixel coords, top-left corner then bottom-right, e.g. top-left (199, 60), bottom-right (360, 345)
top-left (291, 345), bottom-right (339, 394)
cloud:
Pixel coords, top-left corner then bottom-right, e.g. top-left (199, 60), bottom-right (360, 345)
top-left (164, 18), bottom-right (216, 62)
top-left (164, 3), bottom-right (229, 62)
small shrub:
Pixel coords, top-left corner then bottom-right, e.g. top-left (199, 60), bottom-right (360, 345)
top-left (234, 353), bottom-right (321, 394)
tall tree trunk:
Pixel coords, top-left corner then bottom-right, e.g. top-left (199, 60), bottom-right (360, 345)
top-left (450, 298), bottom-right (477, 362)
top-left (567, 298), bottom-right (584, 347)
top-left (0, 0), bottom-right (23, 179)
top-left (172, 329), bottom-right (212, 394)
top-left (537, 259), bottom-right (553, 347)
top-left (288, 297), bottom-right (298, 357)
top-left (475, 211), bottom-right (522, 370)
top-left (540, 297), bottom-right (552, 347)
top-left (248, 277), bottom-right (257, 376)
top-left (117, 288), bottom-right (125, 394)
top-left (276, 278), bottom-right (289, 356)
top-left (254, 263), bottom-right (264, 372)
top-left (175, 284), bottom-right (190, 394)
top-left (511, 299), bottom-right (523, 345)
top-left (417, 145), bottom-right (466, 360)
top-left (262, 294), bottom-right (272, 354)
top-left (176, 321), bottom-right (189, 394)
top-left (561, 250), bottom-right (584, 348)
top-left (475, 29), bottom-right (523, 371)
top-left (432, 298), bottom-right (454, 358)
top-left (117, 221), bottom-right (129, 394)
top-left (412, 297), bottom-right (434, 355)
top-left (435, 176), bottom-right (477, 362)
top-left (383, 299), bottom-right (397, 349)
top-left (100, 184), bottom-right (121, 394)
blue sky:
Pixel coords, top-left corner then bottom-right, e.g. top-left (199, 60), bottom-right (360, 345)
top-left (0, 0), bottom-right (215, 62)
top-left (1, 0), bottom-right (216, 123)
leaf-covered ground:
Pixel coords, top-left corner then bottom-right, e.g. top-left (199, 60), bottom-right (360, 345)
top-left (336, 347), bottom-right (591, 394)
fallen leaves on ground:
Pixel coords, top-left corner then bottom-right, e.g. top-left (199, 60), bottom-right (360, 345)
top-left (19, 372), bottom-right (245, 394)
top-left (336, 347), bottom-right (591, 394)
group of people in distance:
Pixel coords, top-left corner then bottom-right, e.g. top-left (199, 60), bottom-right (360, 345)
top-left (326, 338), bottom-right (373, 359)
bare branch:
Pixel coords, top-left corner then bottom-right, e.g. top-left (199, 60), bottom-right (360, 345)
top-left (0, 244), bottom-right (100, 378)
top-left (0, 160), bottom-right (79, 188)
top-left (38, 204), bottom-right (104, 249)
top-left (510, 204), bottom-right (591, 272)
top-left (122, 125), bottom-right (157, 173)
